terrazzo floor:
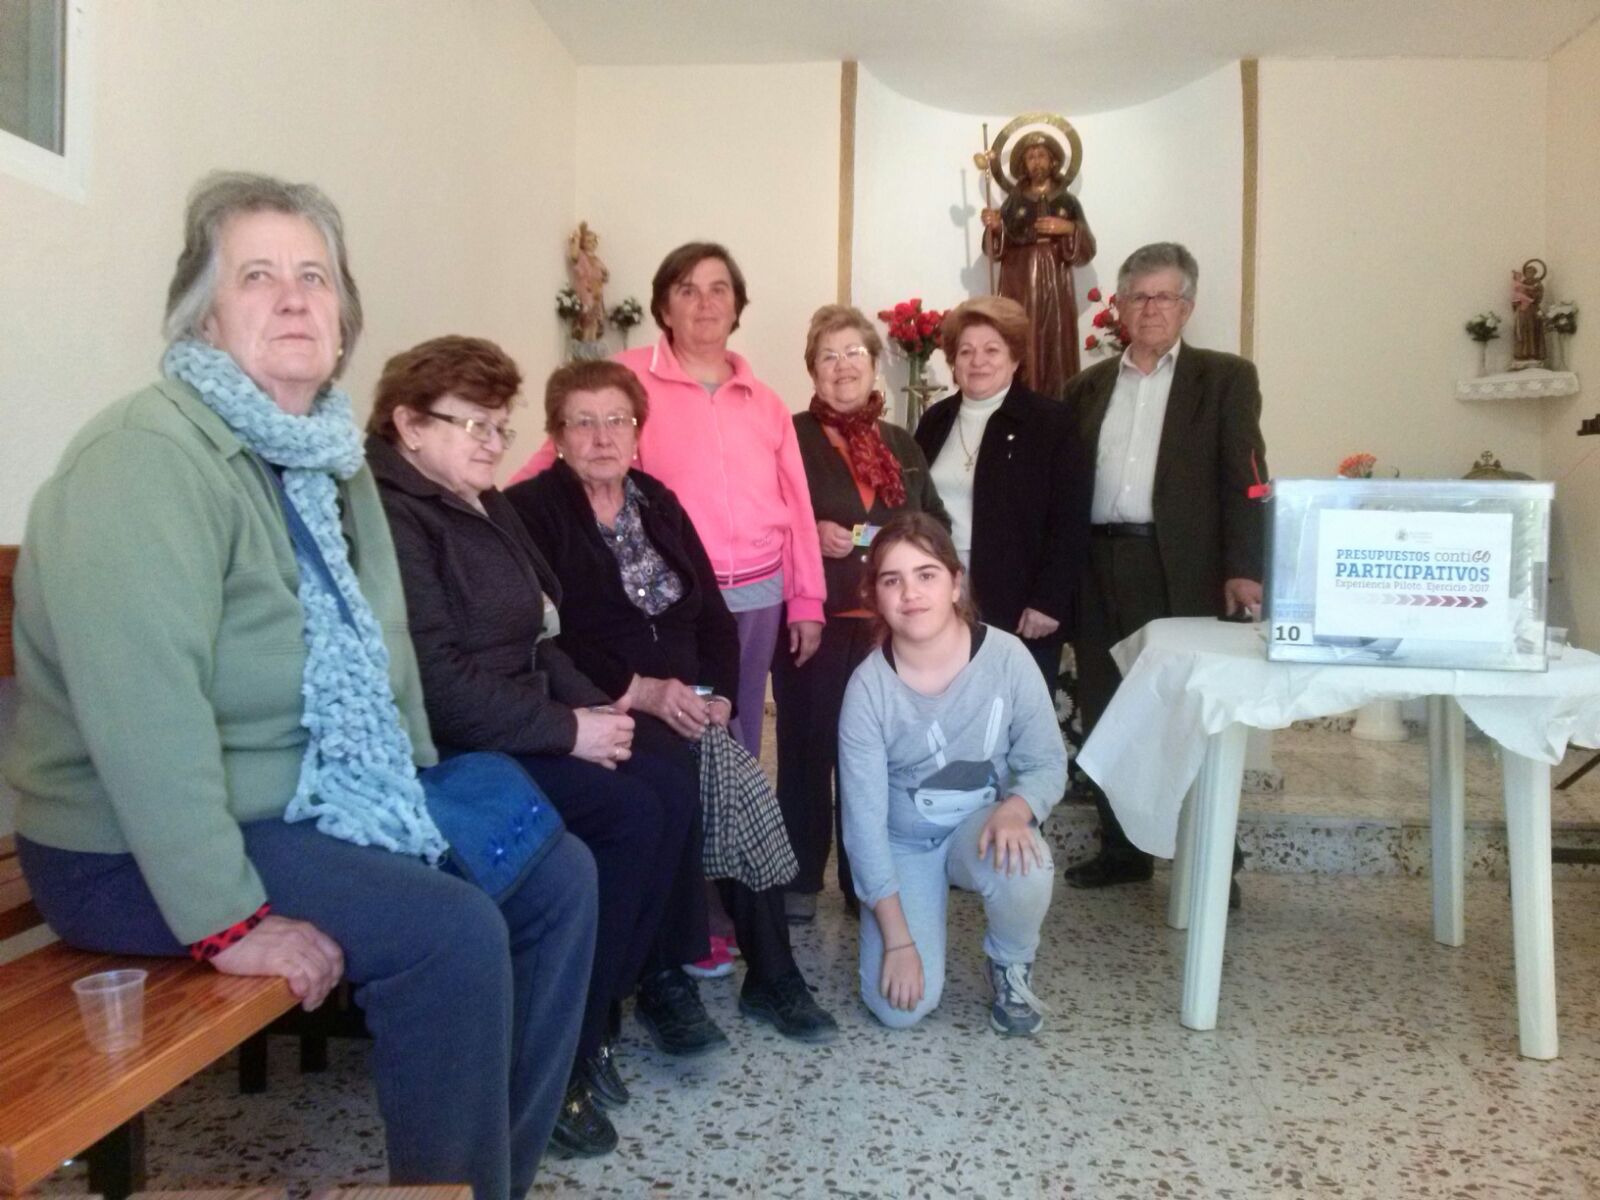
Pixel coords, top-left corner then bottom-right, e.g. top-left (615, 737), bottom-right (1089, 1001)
top-left (24, 726), bottom-right (1600, 1198)
top-left (32, 871), bottom-right (1600, 1199)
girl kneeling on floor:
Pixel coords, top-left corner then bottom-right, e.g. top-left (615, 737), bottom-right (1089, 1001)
top-left (839, 512), bottom-right (1067, 1035)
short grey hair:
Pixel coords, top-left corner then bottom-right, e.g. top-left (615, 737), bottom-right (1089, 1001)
top-left (1117, 242), bottom-right (1199, 302)
top-left (163, 171), bottom-right (364, 375)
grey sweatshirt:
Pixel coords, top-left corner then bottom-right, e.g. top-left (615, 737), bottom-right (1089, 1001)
top-left (838, 625), bottom-right (1068, 906)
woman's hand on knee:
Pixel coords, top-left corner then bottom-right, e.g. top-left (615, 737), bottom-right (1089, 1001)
top-left (880, 943), bottom-right (924, 1011)
top-left (211, 914), bottom-right (345, 1011)
top-left (978, 796), bottom-right (1045, 877)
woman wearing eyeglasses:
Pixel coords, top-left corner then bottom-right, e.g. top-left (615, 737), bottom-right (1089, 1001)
top-left (770, 305), bottom-right (949, 924)
top-left (368, 336), bottom-right (720, 1159)
top-left (506, 359), bottom-right (838, 1040)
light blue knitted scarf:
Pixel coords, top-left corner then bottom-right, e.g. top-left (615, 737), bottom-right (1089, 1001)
top-left (163, 340), bottom-right (447, 864)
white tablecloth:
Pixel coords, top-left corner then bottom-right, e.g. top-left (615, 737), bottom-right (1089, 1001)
top-left (1076, 618), bottom-right (1600, 858)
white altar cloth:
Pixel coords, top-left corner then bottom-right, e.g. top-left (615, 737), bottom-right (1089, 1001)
top-left (1077, 618), bottom-right (1600, 859)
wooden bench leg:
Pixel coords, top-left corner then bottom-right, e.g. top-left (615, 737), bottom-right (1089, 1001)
top-left (239, 1030), bottom-right (269, 1094)
top-left (83, 1114), bottom-right (146, 1200)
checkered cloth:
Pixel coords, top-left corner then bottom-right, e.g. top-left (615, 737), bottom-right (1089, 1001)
top-left (696, 724), bottom-right (799, 890)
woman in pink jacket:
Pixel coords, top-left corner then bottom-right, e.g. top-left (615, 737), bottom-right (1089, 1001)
top-left (511, 242), bottom-right (825, 763)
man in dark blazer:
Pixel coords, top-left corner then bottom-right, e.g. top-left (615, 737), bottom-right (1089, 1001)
top-left (1062, 242), bottom-right (1269, 896)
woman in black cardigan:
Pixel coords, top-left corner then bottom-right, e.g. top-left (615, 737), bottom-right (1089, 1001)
top-left (367, 337), bottom-right (716, 1159)
top-left (505, 359), bottom-right (837, 1047)
top-left (915, 295), bottom-right (1091, 693)
top-left (772, 304), bottom-right (950, 923)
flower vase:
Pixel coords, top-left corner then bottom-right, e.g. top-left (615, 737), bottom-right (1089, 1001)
top-left (1477, 341), bottom-right (1488, 377)
top-left (902, 354), bottom-right (937, 430)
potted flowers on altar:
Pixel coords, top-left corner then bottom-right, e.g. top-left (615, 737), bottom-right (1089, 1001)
top-left (876, 297), bottom-right (946, 428)
top-left (1545, 301), bottom-right (1578, 370)
top-left (609, 297), bottom-right (644, 348)
top-left (1464, 312), bottom-right (1501, 376)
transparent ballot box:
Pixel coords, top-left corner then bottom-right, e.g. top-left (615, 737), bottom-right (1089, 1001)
top-left (1264, 478), bottom-right (1553, 671)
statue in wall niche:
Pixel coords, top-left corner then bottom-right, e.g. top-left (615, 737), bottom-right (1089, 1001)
top-left (566, 222), bottom-right (609, 350)
top-left (1509, 258), bottom-right (1547, 370)
top-left (977, 113), bottom-right (1096, 398)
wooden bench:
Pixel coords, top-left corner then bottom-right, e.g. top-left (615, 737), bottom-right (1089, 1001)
top-left (0, 545), bottom-right (299, 1199)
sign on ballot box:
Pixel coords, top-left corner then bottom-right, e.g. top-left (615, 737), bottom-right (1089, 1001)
top-left (1265, 478), bottom-right (1553, 671)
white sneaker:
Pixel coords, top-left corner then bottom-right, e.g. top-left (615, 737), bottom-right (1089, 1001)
top-left (988, 958), bottom-right (1047, 1036)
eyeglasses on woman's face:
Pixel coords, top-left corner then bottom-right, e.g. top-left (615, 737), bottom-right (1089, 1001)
top-left (562, 412), bottom-right (638, 437)
top-left (424, 410), bottom-right (516, 446)
top-left (816, 344), bottom-right (871, 370)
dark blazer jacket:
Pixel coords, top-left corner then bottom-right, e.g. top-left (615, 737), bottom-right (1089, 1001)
top-left (504, 461), bottom-right (741, 711)
top-left (792, 412), bottom-right (950, 615)
top-left (366, 435), bottom-right (608, 758)
top-left (1062, 344), bottom-right (1269, 617)
top-left (914, 383), bottom-right (1091, 643)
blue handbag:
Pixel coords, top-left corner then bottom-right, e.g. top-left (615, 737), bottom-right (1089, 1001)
top-left (420, 753), bottom-right (565, 901)
top-left (263, 459), bottom-right (564, 901)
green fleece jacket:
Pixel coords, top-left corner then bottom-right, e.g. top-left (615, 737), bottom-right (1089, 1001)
top-left (2, 379), bottom-right (437, 943)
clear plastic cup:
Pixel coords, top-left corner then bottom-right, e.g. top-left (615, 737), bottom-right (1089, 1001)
top-left (71, 968), bottom-right (148, 1053)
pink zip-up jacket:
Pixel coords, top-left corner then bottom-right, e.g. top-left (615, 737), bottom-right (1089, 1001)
top-left (510, 335), bottom-right (826, 625)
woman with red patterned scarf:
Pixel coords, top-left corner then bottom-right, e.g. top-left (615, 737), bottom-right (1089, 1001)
top-left (772, 305), bottom-right (951, 924)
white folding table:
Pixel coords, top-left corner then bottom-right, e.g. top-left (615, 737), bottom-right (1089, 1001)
top-left (1076, 617), bottom-right (1600, 1059)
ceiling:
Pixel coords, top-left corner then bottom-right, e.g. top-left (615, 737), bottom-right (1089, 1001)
top-left (531, 0), bottom-right (1600, 113)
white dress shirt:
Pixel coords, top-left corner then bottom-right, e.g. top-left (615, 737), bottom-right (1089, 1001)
top-left (1091, 341), bottom-right (1181, 525)
top-left (930, 386), bottom-right (1008, 569)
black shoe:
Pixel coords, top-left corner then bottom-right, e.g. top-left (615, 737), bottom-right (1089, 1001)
top-left (581, 1038), bottom-right (629, 1110)
top-left (548, 1078), bottom-right (617, 1158)
top-left (784, 891), bottom-right (818, 924)
top-left (635, 967), bottom-right (729, 1057)
top-left (739, 968), bottom-right (839, 1044)
top-left (1063, 852), bottom-right (1154, 889)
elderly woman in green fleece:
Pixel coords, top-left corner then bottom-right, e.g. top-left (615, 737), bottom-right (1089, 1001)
top-left (1, 171), bottom-right (595, 1200)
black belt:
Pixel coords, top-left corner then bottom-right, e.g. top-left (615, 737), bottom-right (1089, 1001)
top-left (1092, 522), bottom-right (1157, 538)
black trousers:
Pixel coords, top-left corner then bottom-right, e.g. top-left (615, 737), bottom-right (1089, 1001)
top-left (771, 614), bottom-right (877, 896)
top-left (515, 736), bottom-right (704, 1061)
top-left (632, 716), bottom-right (800, 990)
top-left (1073, 534), bottom-right (1174, 863)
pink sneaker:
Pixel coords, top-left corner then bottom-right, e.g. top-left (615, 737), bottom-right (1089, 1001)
top-left (683, 935), bottom-right (735, 979)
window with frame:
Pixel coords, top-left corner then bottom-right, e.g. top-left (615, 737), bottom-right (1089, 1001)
top-left (0, 0), bottom-right (66, 155)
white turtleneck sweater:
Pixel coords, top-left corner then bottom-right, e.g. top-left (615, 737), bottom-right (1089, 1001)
top-left (929, 387), bottom-right (1007, 568)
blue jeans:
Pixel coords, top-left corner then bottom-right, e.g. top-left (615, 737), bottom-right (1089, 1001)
top-left (19, 822), bottom-right (597, 1200)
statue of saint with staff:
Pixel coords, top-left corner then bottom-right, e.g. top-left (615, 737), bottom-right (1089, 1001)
top-left (977, 113), bottom-right (1096, 398)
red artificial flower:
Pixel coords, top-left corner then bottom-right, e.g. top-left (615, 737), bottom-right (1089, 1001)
top-left (908, 297), bottom-right (921, 309)
top-left (876, 308), bottom-right (893, 322)
top-left (1087, 287), bottom-right (1102, 302)
top-left (1115, 323), bottom-right (1131, 343)
top-left (1092, 310), bottom-right (1108, 328)
top-left (893, 302), bottom-right (912, 319)
top-left (1085, 335), bottom-right (1100, 350)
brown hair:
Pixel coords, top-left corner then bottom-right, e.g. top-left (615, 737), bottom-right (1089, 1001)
top-left (649, 242), bottom-right (750, 337)
top-left (543, 359), bottom-right (649, 435)
top-left (939, 295), bottom-right (1029, 366)
top-left (860, 511), bottom-right (979, 636)
top-left (803, 303), bottom-right (884, 376)
top-left (368, 335), bottom-right (521, 442)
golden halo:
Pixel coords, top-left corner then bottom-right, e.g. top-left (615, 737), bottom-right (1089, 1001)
top-left (990, 112), bottom-right (1082, 194)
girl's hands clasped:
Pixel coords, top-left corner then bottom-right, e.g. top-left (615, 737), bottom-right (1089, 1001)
top-left (978, 795), bottom-right (1046, 877)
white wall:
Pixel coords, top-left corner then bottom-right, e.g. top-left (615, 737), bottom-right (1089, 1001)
top-left (570, 62), bottom-right (842, 414)
top-left (1542, 17), bottom-right (1600, 645)
top-left (1254, 59), bottom-right (1547, 483)
top-left (852, 64), bottom-right (1245, 413)
top-left (0, 0), bottom-right (578, 543)
top-left (0, 0), bottom-right (580, 834)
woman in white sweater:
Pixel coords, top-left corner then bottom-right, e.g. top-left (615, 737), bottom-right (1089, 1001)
top-left (838, 512), bottom-right (1067, 1035)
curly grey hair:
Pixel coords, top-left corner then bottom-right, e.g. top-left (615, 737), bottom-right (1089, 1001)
top-left (1116, 242), bottom-right (1199, 302)
top-left (162, 171), bottom-right (364, 375)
